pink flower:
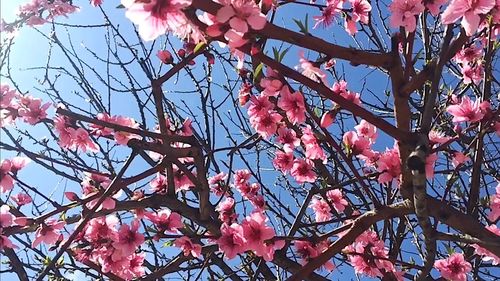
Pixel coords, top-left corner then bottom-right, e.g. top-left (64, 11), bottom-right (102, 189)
top-left (248, 94), bottom-right (273, 117)
top-left (377, 146), bottom-right (401, 184)
top-left (84, 215), bottom-right (119, 243)
top-left (123, 253), bottom-right (146, 280)
top-left (249, 111), bottom-right (282, 139)
top-left (326, 190), bottom-right (348, 212)
top-left (174, 236), bottom-right (202, 257)
top-left (260, 78), bottom-right (282, 97)
top-left (11, 193), bottom-right (32, 206)
top-left (389, 0), bottom-right (425, 32)
top-left (473, 224), bottom-right (500, 265)
top-left (290, 158), bottom-right (317, 183)
top-left (157, 50), bottom-right (173, 64)
top-left (434, 253), bottom-right (472, 281)
top-left (446, 96), bottom-right (487, 123)
top-left (110, 115), bottom-right (140, 145)
top-left (32, 218), bottom-right (65, 248)
top-left (122, 0), bottom-right (193, 41)
top-left (460, 63), bottom-right (483, 84)
top-left (451, 152), bottom-right (470, 167)
top-left (0, 84), bottom-right (18, 108)
top-left (343, 131), bottom-right (371, 156)
top-left (276, 127), bottom-right (300, 151)
top-left (277, 87), bottom-right (306, 125)
top-left (216, 0), bottom-right (267, 34)
top-left (350, 0), bottom-right (372, 23)
top-left (216, 197), bottom-right (238, 224)
top-left (442, 0), bottom-right (495, 36)
top-left (454, 44), bottom-right (483, 65)
top-left (90, 0), bottom-right (103, 6)
top-left (69, 128), bottom-right (99, 153)
top-left (309, 197), bottom-right (332, 222)
top-left (208, 172), bottom-right (228, 196)
top-left (429, 130), bottom-right (452, 145)
top-left (313, 0), bottom-right (343, 28)
top-left (345, 18), bottom-right (358, 35)
top-left (217, 223), bottom-right (247, 259)
top-left (320, 110), bottom-right (336, 128)
top-left (488, 183), bottom-right (500, 221)
top-left (17, 95), bottom-right (51, 125)
top-left (425, 152), bottom-right (438, 179)
top-left (0, 159), bottom-right (14, 193)
top-left (0, 205), bottom-right (17, 250)
top-left (297, 51), bottom-right (328, 85)
top-left (242, 212), bottom-right (276, 258)
top-left (145, 209), bottom-right (183, 233)
top-left (112, 220), bottom-right (144, 259)
top-left (294, 240), bottom-right (318, 263)
top-left (273, 150), bottom-right (294, 174)
top-left (301, 126), bottom-right (327, 163)
top-left (354, 120), bottom-right (378, 143)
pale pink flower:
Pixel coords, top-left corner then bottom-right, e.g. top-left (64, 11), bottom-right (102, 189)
top-left (122, 253), bottom-right (146, 280)
top-left (218, 223), bottom-right (247, 259)
top-left (442, 0), bottom-right (495, 36)
top-left (145, 209), bottom-right (183, 233)
top-left (434, 253), bottom-right (472, 281)
top-left (350, 0), bottom-right (372, 23)
top-left (122, 0), bottom-right (193, 41)
top-left (313, 0), bottom-right (343, 28)
top-left (354, 120), bottom-right (378, 143)
top-left (290, 158), bottom-right (317, 183)
top-left (216, 197), bottom-right (238, 224)
top-left (112, 220), bottom-right (144, 261)
top-left (90, 112), bottom-right (114, 136)
top-left (273, 150), bottom-right (294, 174)
top-left (297, 50), bottom-right (328, 85)
top-left (277, 87), bottom-right (306, 125)
top-left (242, 212), bottom-right (276, 258)
top-left (216, 0), bottom-right (267, 33)
top-left (110, 115), bottom-right (140, 145)
top-left (17, 95), bottom-right (50, 125)
top-left (0, 84), bottom-right (18, 108)
top-left (69, 128), bottom-right (99, 153)
top-left (174, 236), bottom-right (202, 257)
top-left (389, 0), bottom-right (425, 32)
top-left (326, 190), bottom-right (348, 212)
top-left (309, 197), bottom-right (332, 222)
top-left (446, 96), bottom-right (487, 122)
top-left (0, 205), bottom-right (17, 250)
top-left (0, 160), bottom-right (14, 193)
top-left (11, 193), bottom-right (32, 206)
top-left (452, 152), bottom-right (470, 167)
top-left (157, 50), bottom-right (173, 64)
top-left (260, 78), bottom-right (282, 97)
top-left (32, 218), bottom-right (65, 248)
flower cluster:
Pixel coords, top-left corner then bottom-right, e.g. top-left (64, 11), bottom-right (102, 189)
top-left (434, 253), bottom-right (472, 281)
top-left (17, 0), bottom-right (78, 27)
top-left (0, 157), bottom-right (30, 193)
top-left (308, 190), bottom-right (348, 222)
top-left (0, 85), bottom-right (51, 127)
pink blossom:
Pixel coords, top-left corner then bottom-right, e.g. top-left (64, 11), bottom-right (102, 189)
top-left (122, 253), bottom-right (146, 280)
top-left (110, 115), bottom-right (140, 145)
top-left (0, 84), bottom-right (18, 108)
top-left (277, 87), bottom-right (306, 125)
top-left (248, 94), bottom-right (273, 117)
top-left (90, 0), bottom-right (103, 7)
top-left (236, 182), bottom-right (260, 200)
top-left (354, 120), bottom-right (378, 143)
top-left (260, 78), bottom-right (282, 97)
top-left (425, 153), bottom-right (438, 179)
top-left (84, 215), bottom-right (119, 243)
top-left (297, 50), bottom-right (328, 85)
top-left (90, 112), bottom-right (114, 136)
top-left (0, 205), bottom-right (17, 250)
top-left (343, 131), bottom-right (372, 156)
top-left (472, 224), bottom-right (500, 265)
top-left (146, 209), bottom-right (183, 233)
top-left (217, 223), bottom-right (246, 259)
top-left (446, 96), bottom-right (487, 123)
top-left (442, 0), bottom-right (495, 36)
top-left (294, 240), bottom-right (318, 263)
top-left (460, 63), bottom-right (483, 84)
top-left (454, 44), bottom-right (483, 65)
top-left (273, 150), bottom-right (294, 174)
top-left (434, 253), bottom-right (472, 281)
top-left (208, 172), bottom-right (228, 196)
top-left (452, 152), bottom-right (470, 167)
top-left (11, 193), bottom-right (32, 206)
top-left (32, 218), bottom-right (65, 248)
top-left (429, 130), bottom-right (452, 145)
top-left (249, 111), bottom-right (282, 139)
top-left (488, 183), bottom-right (500, 221)
top-left (216, 197), bottom-right (238, 224)
top-left (320, 110), bottom-right (336, 128)
top-left (301, 126), bottom-right (327, 163)
top-left (313, 0), bottom-right (343, 28)
top-left (112, 220), bottom-right (144, 259)
top-left (216, 0), bottom-right (267, 34)
top-left (233, 169), bottom-right (251, 188)
top-left (157, 50), bottom-right (173, 64)
top-left (0, 159), bottom-right (14, 193)
top-left (332, 80), bottom-right (362, 106)
top-left (376, 146), bottom-right (401, 184)
top-left (290, 158), bottom-right (317, 183)
top-left (174, 236), bottom-right (202, 257)
top-left (17, 95), bottom-right (51, 125)
top-left (345, 18), bottom-right (358, 35)
top-left (276, 127), bottom-right (300, 151)
top-left (389, 0), bottom-right (425, 32)
top-left (242, 212), bottom-right (276, 258)
top-left (326, 190), bottom-right (348, 212)
top-left (350, 0), bottom-right (372, 24)
top-left (69, 128), bottom-right (99, 153)
top-left (122, 0), bottom-right (193, 41)
top-left (309, 197), bottom-right (332, 222)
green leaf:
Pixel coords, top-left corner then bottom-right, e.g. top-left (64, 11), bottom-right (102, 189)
top-left (253, 63), bottom-right (264, 83)
top-left (193, 42), bottom-right (206, 53)
top-left (162, 240), bottom-right (174, 247)
top-left (272, 47), bottom-right (280, 61)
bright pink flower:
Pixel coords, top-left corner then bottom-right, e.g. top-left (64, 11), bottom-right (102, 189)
top-left (332, 80), bottom-right (362, 106)
top-left (290, 158), bottom-right (317, 183)
top-left (345, 18), bottom-right (358, 35)
top-left (454, 44), bottom-right (483, 65)
top-left (294, 240), bottom-right (318, 263)
top-left (434, 253), bottom-right (472, 281)
top-left (389, 0), bottom-right (425, 32)
top-left (11, 193), bottom-right (32, 206)
top-left (84, 215), bottom-right (119, 243)
top-left (249, 111), bottom-right (282, 139)
top-left (343, 131), bottom-right (371, 156)
top-left (17, 95), bottom-right (51, 125)
top-left (123, 253), bottom-right (146, 280)
top-left (488, 183), bottom-right (500, 221)
top-left (472, 224), bottom-right (500, 265)
top-left (309, 197), bottom-right (332, 222)
top-left (236, 182), bottom-right (260, 200)
top-left (32, 218), bottom-right (65, 248)
top-left (350, 0), bottom-right (372, 23)
top-left (157, 50), bottom-right (173, 64)
top-left (446, 96), bottom-right (487, 122)
top-left (122, 0), bottom-right (192, 41)
top-left (69, 128), bottom-right (99, 153)
top-left (208, 172), bottom-right (228, 196)
top-left (145, 209), bottom-right (183, 233)
top-left (216, 197), bottom-right (238, 224)
top-left (301, 126), bottom-right (327, 163)
top-left (260, 78), bottom-right (282, 97)
top-left (297, 51), bottom-right (328, 85)
top-left (276, 127), bottom-right (300, 151)
top-left (233, 169), bottom-right (251, 188)
top-left (248, 94), bottom-right (273, 116)
top-left (313, 0), bottom-right (343, 28)
top-left (112, 220), bottom-right (144, 259)
top-left (277, 87), bottom-right (306, 125)
top-left (429, 130), bottom-right (452, 145)
top-left (90, 0), bottom-right (103, 6)
top-left (217, 223), bottom-right (247, 259)
top-left (320, 110), bottom-right (336, 128)
top-left (452, 152), bottom-right (470, 167)
top-left (425, 153), bottom-right (438, 179)
top-left (174, 236), bottom-right (202, 257)
top-left (424, 0), bottom-right (447, 15)
top-left (242, 212), bottom-right (276, 258)
top-left (354, 120), bottom-right (378, 143)
top-left (442, 0), bottom-right (495, 36)
top-left (0, 159), bottom-right (14, 193)
top-left (377, 146), bottom-right (401, 184)
top-left (460, 63), bottom-right (483, 84)
top-left (326, 190), bottom-right (348, 212)
top-left (273, 150), bottom-right (294, 174)
top-left (216, 0), bottom-right (267, 34)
